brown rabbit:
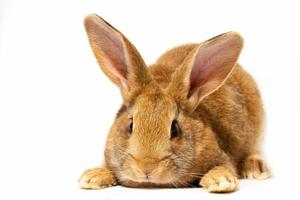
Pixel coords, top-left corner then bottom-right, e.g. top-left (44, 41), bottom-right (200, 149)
top-left (78, 14), bottom-right (271, 193)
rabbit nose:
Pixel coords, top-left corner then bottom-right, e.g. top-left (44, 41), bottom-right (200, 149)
top-left (137, 158), bottom-right (158, 176)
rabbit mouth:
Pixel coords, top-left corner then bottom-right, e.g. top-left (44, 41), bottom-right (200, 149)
top-left (119, 167), bottom-right (178, 185)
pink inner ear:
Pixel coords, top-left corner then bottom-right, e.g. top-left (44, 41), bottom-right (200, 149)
top-left (89, 17), bottom-right (128, 80)
top-left (189, 38), bottom-right (236, 95)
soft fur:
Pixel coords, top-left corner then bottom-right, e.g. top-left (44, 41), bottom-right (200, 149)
top-left (78, 14), bottom-right (271, 193)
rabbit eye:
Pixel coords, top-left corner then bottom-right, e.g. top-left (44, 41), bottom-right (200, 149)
top-left (170, 120), bottom-right (180, 139)
top-left (128, 121), bottom-right (133, 134)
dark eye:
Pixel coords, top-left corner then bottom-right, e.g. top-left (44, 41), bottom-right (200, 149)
top-left (170, 120), bottom-right (180, 139)
top-left (128, 120), bottom-right (133, 134)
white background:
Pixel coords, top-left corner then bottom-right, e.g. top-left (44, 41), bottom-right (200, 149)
top-left (1, 0), bottom-right (300, 199)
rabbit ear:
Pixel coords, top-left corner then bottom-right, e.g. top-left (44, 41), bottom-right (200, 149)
top-left (167, 32), bottom-right (243, 110)
top-left (84, 14), bottom-right (151, 98)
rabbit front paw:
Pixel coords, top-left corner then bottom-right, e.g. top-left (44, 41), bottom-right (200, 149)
top-left (78, 168), bottom-right (117, 189)
top-left (200, 166), bottom-right (239, 193)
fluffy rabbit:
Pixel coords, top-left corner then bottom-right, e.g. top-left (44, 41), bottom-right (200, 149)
top-left (78, 14), bottom-right (270, 193)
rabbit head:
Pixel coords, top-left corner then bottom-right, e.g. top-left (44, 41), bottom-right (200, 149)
top-left (84, 14), bottom-right (243, 187)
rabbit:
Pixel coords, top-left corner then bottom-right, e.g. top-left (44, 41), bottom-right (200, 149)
top-left (78, 14), bottom-right (271, 193)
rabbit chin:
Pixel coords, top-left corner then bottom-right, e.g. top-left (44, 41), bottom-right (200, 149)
top-left (119, 176), bottom-right (179, 188)
top-left (118, 169), bottom-right (178, 187)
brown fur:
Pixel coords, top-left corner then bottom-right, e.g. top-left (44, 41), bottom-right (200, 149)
top-left (78, 14), bottom-right (270, 193)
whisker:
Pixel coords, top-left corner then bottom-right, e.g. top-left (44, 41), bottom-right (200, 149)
top-left (172, 181), bottom-right (178, 188)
